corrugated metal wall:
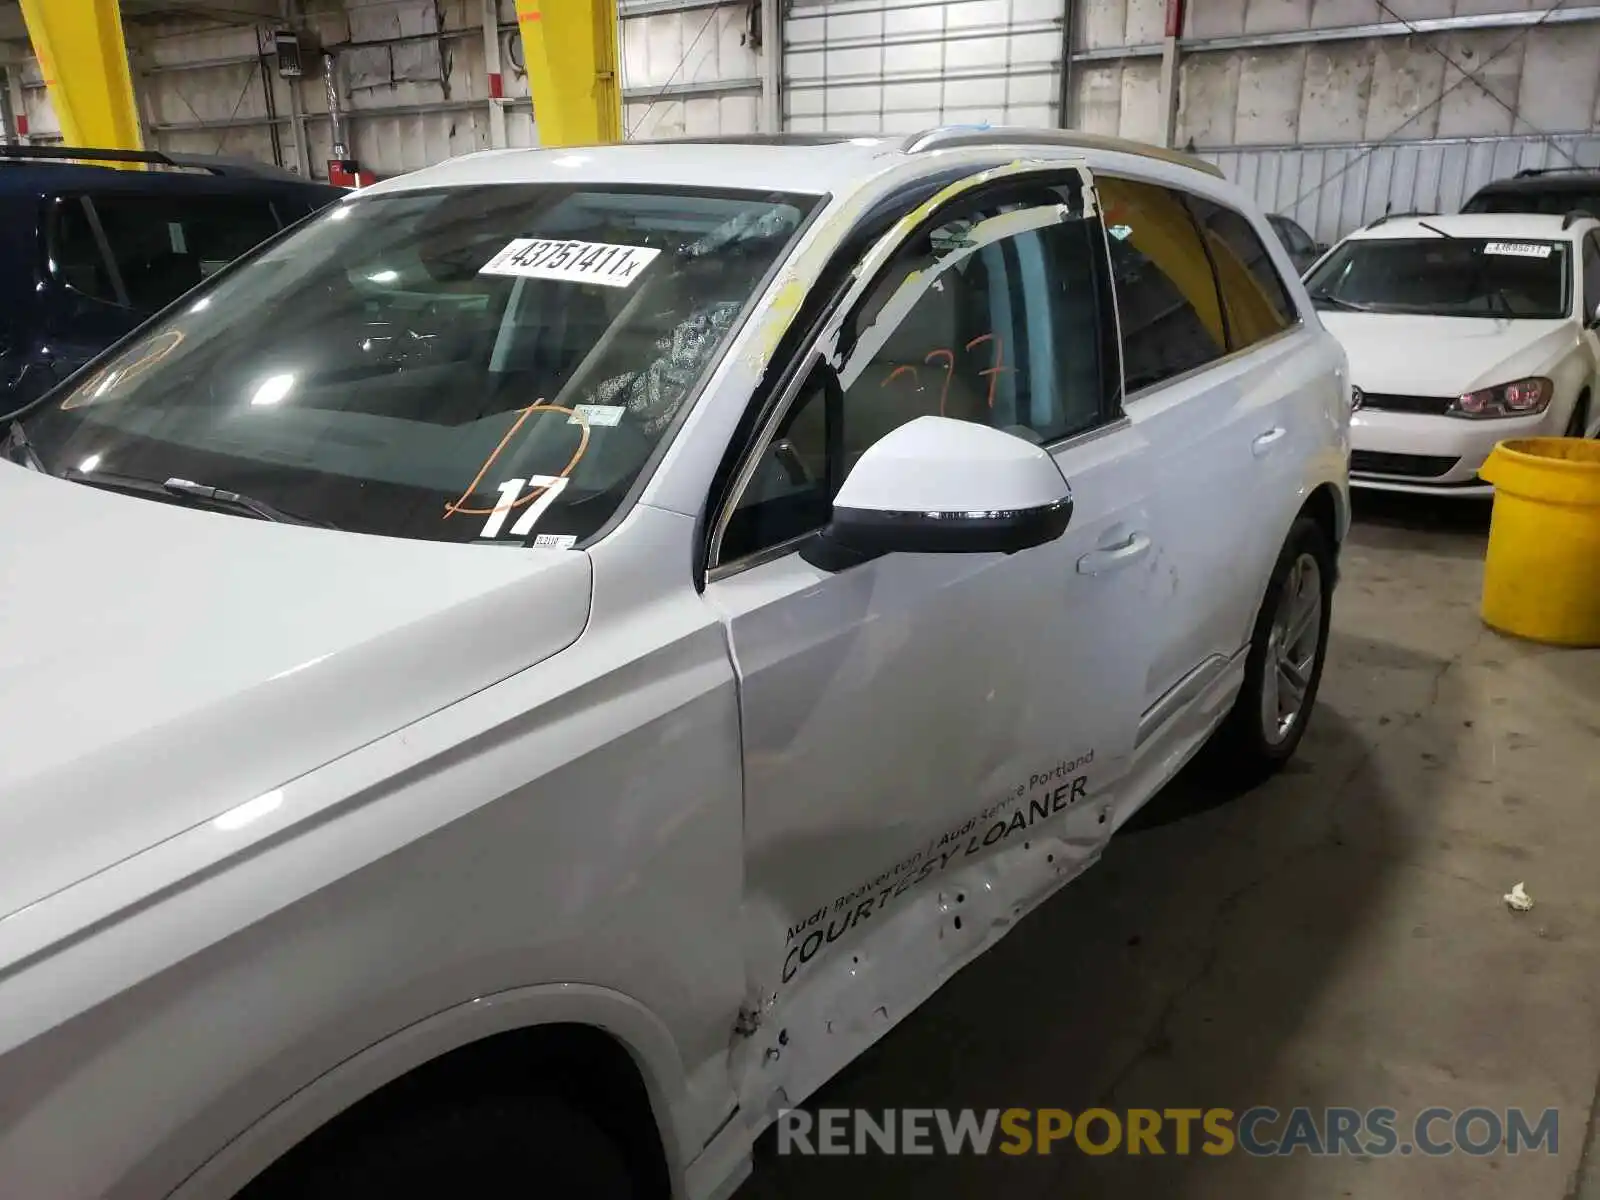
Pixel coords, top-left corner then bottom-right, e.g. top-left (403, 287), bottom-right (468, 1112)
top-left (621, 3), bottom-right (761, 140)
top-left (1072, 0), bottom-right (1600, 239)
top-left (1204, 131), bottom-right (1600, 244)
top-left (784, 0), bottom-right (1064, 133)
top-left (7, 0), bottom-right (768, 178)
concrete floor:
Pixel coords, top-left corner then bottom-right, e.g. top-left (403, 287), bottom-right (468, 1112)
top-left (738, 494), bottom-right (1600, 1200)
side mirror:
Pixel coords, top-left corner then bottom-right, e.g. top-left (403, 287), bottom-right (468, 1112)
top-left (808, 416), bottom-right (1073, 565)
top-left (1590, 301), bottom-right (1600, 328)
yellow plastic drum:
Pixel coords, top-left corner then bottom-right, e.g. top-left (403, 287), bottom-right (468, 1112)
top-left (1478, 437), bottom-right (1600, 646)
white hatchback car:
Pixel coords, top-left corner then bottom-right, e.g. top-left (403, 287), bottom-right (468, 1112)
top-left (0, 129), bottom-right (1348, 1199)
top-left (1306, 211), bottom-right (1600, 495)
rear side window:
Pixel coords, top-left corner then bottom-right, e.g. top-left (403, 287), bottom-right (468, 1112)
top-left (52, 199), bottom-right (119, 303)
top-left (1465, 187), bottom-right (1600, 217)
top-left (1188, 196), bottom-right (1298, 347)
top-left (1097, 176), bottom-right (1227, 394)
top-left (86, 193), bottom-right (282, 312)
top-left (1272, 215), bottom-right (1315, 255)
top-left (1584, 233), bottom-right (1600, 317)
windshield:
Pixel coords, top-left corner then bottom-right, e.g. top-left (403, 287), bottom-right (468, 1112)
top-left (21, 183), bottom-right (819, 544)
top-left (1304, 237), bottom-right (1570, 319)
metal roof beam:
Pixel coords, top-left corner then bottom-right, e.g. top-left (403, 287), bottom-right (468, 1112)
top-left (1071, 5), bottom-right (1600, 62)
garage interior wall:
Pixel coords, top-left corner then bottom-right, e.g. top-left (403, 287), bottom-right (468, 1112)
top-left (783, 0), bottom-right (1065, 133)
top-left (1074, 0), bottom-right (1600, 242)
top-left (3, 0), bottom-right (766, 177)
top-left (5, 0), bottom-right (1599, 239)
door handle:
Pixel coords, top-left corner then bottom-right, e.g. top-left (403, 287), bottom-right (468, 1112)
top-left (1252, 426), bottom-right (1288, 457)
top-left (1076, 533), bottom-right (1151, 575)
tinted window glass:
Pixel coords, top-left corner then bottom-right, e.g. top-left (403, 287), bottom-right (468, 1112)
top-left (1584, 234), bottom-right (1600, 316)
top-left (1464, 188), bottom-right (1600, 217)
top-left (1097, 177), bottom-right (1227, 392)
top-left (1189, 196), bottom-right (1296, 347)
top-left (1305, 238), bottom-right (1570, 319)
top-left (24, 185), bottom-right (818, 545)
top-left (53, 199), bottom-right (119, 303)
top-left (1277, 217), bottom-right (1315, 254)
top-left (722, 186), bottom-right (1114, 563)
top-left (842, 194), bottom-right (1112, 460)
top-left (88, 193), bottom-right (282, 313)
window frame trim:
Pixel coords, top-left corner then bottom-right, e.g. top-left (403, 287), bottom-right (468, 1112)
top-left (708, 167), bottom-right (1124, 577)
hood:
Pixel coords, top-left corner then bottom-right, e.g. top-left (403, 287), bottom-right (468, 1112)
top-left (0, 462), bottom-right (592, 921)
top-left (1319, 312), bottom-right (1577, 396)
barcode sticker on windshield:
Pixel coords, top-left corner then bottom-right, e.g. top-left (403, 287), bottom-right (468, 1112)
top-left (569, 404), bottom-right (624, 427)
top-left (1484, 241), bottom-right (1552, 258)
top-left (479, 238), bottom-right (661, 287)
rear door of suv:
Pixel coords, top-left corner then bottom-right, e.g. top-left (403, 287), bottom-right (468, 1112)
top-left (1099, 174), bottom-right (1328, 786)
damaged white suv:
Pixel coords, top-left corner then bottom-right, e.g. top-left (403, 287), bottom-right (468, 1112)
top-left (0, 128), bottom-right (1348, 1199)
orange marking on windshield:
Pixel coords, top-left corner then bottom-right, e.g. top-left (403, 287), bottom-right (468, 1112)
top-left (444, 402), bottom-right (592, 518)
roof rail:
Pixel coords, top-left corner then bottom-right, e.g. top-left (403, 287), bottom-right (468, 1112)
top-left (1364, 210), bottom-right (1437, 228)
top-left (0, 144), bottom-right (196, 170)
top-left (0, 144), bottom-right (313, 182)
top-left (1514, 166), bottom-right (1597, 178)
top-left (900, 126), bottom-right (1225, 179)
top-left (1563, 209), bottom-right (1598, 229)
top-left (638, 132), bottom-right (885, 147)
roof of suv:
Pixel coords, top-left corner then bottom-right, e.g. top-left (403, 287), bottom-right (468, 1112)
top-left (0, 146), bottom-right (337, 197)
top-left (1346, 212), bottom-right (1593, 241)
top-left (1471, 168), bottom-right (1600, 195)
top-left (360, 127), bottom-right (1225, 199)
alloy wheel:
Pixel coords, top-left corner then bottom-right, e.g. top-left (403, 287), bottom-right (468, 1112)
top-left (1260, 552), bottom-right (1323, 746)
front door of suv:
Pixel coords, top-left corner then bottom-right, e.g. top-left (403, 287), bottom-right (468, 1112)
top-left (703, 164), bottom-right (1158, 1120)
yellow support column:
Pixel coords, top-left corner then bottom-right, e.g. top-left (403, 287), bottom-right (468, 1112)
top-left (516, 0), bottom-right (622, 148)
top-left (19, 0), bottom-right (143, 150)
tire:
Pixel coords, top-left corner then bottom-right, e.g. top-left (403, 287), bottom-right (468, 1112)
top-left (1205, 516), bottom-right (1335, 786)
top-left (1565, 390), bottom-right (1591, 438)
top-left (243, 1093), bottom-right (636, 1200)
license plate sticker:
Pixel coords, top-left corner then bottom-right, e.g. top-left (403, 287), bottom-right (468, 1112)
top-left (479, 238), bottom-right (661, 287)
top-left (1483, 241), bottom-right (1552, 258)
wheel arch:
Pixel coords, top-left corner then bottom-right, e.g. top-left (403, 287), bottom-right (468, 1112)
top-left (176, 984), bottom-right (688, 1200)
top-left (1301, 480), bottom-right (1346, 551)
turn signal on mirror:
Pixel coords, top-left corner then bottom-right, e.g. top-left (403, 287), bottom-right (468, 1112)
top-left (1449, 376), bottom-right (1551, 419)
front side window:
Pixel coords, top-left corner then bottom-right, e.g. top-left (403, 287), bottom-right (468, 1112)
top-left (721, 183), bottom-right (1115, 564)
top-left (1190, 196), bottom-right (1297, 346)
top-left (1306, 237), bottom-right (1571, 319)
top-left (1096, 176), bottom-right (1228, 393)
top-left (23, 184), bottom-right (819, 544)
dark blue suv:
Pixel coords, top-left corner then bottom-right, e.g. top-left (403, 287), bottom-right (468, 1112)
top-left (0, 145), bottom-right (341, 410)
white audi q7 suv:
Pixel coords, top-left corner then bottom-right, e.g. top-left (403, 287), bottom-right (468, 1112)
top-left (0, 128), bottom-right (1349, 1199)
